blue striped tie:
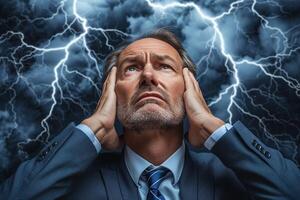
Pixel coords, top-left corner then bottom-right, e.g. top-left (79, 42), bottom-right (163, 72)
top-left (144, 167), bottom-right (169, 200)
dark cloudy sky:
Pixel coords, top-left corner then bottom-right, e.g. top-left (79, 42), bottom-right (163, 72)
top-left (0, 0), bottom-right (299, 181)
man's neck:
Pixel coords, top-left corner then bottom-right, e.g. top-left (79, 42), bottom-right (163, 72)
top-left (124, 126), bottom-right (183, 165)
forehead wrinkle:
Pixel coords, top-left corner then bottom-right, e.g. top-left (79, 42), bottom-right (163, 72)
top-left (118, 38), bottom-right (183, 67)
top-left (118, 53), bottom-right (145, 66)
top-left (150, 52), bottom-right (177, 63)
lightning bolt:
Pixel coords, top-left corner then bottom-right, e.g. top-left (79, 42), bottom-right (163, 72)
top-left (145, 0), bottom-right (300, 163)
top-left (0, 0), bottom-right (299, 168)
top-left (1, 0), bottom-right (128, 146)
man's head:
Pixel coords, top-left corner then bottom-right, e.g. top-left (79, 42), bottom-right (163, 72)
top-left (103, 29), bottom-right (196, 131)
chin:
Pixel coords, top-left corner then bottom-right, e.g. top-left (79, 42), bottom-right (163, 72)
top-left (136, 102), bottom-right (165, 112)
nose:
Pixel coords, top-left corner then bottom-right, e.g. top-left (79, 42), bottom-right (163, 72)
top-left (140, 63), bottom-right (159, 87)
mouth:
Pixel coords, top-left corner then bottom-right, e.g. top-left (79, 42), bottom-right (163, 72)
top-left (136, 92), bottom-right (165, 104)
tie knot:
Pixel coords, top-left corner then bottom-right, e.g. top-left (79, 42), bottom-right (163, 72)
top-left (143, 167), bottom-right (169, 190)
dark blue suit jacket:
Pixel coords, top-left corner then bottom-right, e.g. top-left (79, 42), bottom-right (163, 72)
top-left (1, 121), bottom-right (300, 200)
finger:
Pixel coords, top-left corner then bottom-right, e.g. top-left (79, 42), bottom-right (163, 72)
top-left (188, 71), bottom-right (204, 97)
top-left (101, 70), bottom-right (113, 96)
top-left (100, 67), bottom-right (116, 99)
top-left (189, 71), bottom-right (201, 92)
top-left (183, 68), bottom-right (195, 91)
top-left (95, 92), bottom-right (106, 112)
top-left (189, 71), bottom-right (211, 113)
top-left (95, 81), bottom-right (110, 112)
top-left (107, 67), bottom-right (117, 92)
top-left (95, 67), bottom-right (117, 111)
top-left (99, 95), bottom-right (116, 117)
top-left (98, 67), bottom-right (117, 110)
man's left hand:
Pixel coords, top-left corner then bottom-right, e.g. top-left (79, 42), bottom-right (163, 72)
top-left (183, 68), bottom-right (225, 148)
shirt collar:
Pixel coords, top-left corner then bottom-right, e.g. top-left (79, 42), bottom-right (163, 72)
top-left (124, 142), bottom-right (185, 186)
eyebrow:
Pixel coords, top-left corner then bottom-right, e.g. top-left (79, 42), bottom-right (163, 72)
top-left (149, 53), bottom-right (178, 65)
top-left (119, 53), bottom-right (178, 67)
top-left (118, 54), bottom-right (144, 67)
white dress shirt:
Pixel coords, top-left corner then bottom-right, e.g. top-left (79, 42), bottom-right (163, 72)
top-left (76, 123), bottom-right (233, 199)
top-left (124, 144), bottom-right (185, 200)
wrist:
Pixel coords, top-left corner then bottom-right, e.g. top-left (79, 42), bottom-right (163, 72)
top-left (81, 116), bottom-right (103, 134)
top-left (203, 115), bottom-right (225, 135)
top-left (189, 115), bottom-right (224, 147)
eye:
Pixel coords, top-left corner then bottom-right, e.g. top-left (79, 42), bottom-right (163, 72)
top-left (160, 64), bottom-right (173, 70)
top-left (124, 65), bottom-right (139, 75)
top-left (127, 65), bottom-right (137, 71)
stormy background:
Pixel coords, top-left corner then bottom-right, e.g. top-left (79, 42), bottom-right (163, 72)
top-left (0, 0), bottom-right (299, 182)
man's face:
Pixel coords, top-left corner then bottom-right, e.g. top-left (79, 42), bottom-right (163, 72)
top-left (115, 38), bottom-right (185, 130)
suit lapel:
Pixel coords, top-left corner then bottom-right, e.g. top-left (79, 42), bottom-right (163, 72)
top-left (117, 153), bottom-right (140, 200)
top-left (179, 150), bottom-right (198, 200)
top-left (100, 148), bottom-right (215, 200)
top-left (179, 149), bottom-right (215, 200)
top-left (99, 151), bottom-right (140, 200)
top-left (99, 155), bottom-right (123, 200)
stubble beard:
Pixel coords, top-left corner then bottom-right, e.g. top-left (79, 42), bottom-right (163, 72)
top-left (117, 98), bottom-right (185, 131)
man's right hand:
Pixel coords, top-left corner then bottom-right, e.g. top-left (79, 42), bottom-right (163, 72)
top-left (81, 67), bottom-right (122, 150)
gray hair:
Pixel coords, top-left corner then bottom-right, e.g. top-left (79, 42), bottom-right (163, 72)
top-left (102, 29), bottom-right (196, 81)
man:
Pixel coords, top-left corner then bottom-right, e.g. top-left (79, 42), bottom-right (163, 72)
top-left (1, 29), bottom-right (300, 200)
